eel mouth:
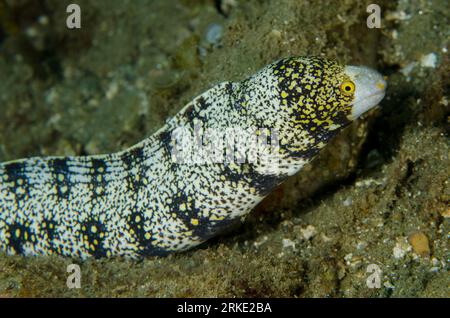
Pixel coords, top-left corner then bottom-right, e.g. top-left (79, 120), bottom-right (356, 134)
top-left (356, 89), bottom-right (386, 110)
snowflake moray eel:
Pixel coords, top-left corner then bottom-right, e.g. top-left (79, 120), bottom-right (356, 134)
top-left (0, 56), bottom-right (386, 259)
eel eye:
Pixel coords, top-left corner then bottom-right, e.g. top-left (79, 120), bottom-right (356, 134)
top-left (340, 81), bottom-right (355, 95)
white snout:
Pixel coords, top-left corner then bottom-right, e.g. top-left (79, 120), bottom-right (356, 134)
top-left (345, 65), bottom-right (387, 120)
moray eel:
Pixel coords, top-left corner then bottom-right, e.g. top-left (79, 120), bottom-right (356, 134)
top-left (0, 56), bottom-right (386, 259)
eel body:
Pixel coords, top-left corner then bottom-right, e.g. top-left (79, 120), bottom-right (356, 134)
top-left (0, 56), bottom-right (386, 259)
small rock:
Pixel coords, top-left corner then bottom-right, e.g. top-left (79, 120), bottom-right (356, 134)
top-left (205, 23), bottom-right (223, 47)
top-left (420, 53), bottom-right (438, 68)
top-left (321, 233), bottom-right (332, 242)
top-left (38, 15), bottom-right (49, 25)
top-left (253, 235), bottom-right (268, 249)
top-left (282, 238), bottom-right (296, 250)
top-left (385, 10), bottom-right (412, 21)
top-left (344, 253), bottom-right (353, 265)
top-left (408, 232), bottom-right (430, 257)
top-left (300, 225), bottom-right (317, 240)
top-left (218, 0), bottom-right (237, 16)
top-left (269, 29), bottom-right (282, 39)
top-left (383, 281), bottom-right (395, 289)
top-left (365, 149), bottom-right (383, 169)
top-left (440, 207), bottom-right (450, 218)
top-left (343, 197), bottom-right (352, 206)
top-left (106, 81), bottom-right (119, 100)
top-left (356, 241), bottom-right (367, 250)
top-left (393, 238), bottom-right (411, 259)
top-left (400, 62), bottom-right (416, 77)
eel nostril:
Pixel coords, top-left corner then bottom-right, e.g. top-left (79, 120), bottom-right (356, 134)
top-left (376, 81), bottom-right (386, 90)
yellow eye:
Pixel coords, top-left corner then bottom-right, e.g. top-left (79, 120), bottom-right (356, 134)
top-left (340, 81), bottom-right (355, 95)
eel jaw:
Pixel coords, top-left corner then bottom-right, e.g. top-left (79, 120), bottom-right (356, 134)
top-left (345, 65), bottom-right (387, 120)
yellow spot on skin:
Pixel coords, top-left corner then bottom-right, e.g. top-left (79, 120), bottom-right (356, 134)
top-left (93, 239), bottom-right (98, 245)
top-left (135, 215), bottom-right (141, 223)
top-left (180, 203), bottom-right (186, 211)
top-left (191, 219), bottom-right (199, 226)
top-left (281, 91), bottom-right (288, 98)
top-left (98, 167), bottom-right (105, 173)
top-left (58, 174), bottom-right (65, 182)
top-left (24, 232), bottom-right (28, 240)
top-left (91, 225), bottom-right (97, 233)
top-left (15, 229), bottom-right (20, 238)
top-left (145, 232), bottom-right (151, 240)
top-left (286, 68), bottom-right (293, 76)
top-left (209, 215), bottom-right (225, 221)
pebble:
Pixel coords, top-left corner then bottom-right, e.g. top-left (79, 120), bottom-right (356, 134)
top-left (300, 225), bottom-right (317, 240)
top-left (270, 29), bottom-right (282, 39)
top-left (408, 232), bottom-right (430, 257)
top-left (106, 81), bottom-right (119, 100)
top-left (218, 0), bottom-right (237, 16)
top-left (393, 238), bottom-right (411, 259)
top-left (343, 197), bottom-right (352, 206)
top-left (205, 23), bottom-right (223, 47)
top-left (385, 10), bottom-right (412, 21)
top-left (440, 207), bottom-right (450, 218)
top-left (282, 238), bottom-right (296, 251)
top-left (420, 53), bottom-right (438, 68)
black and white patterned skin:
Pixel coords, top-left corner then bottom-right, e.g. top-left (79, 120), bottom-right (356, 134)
top-left (0, 56), bottom-right (386, 259)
